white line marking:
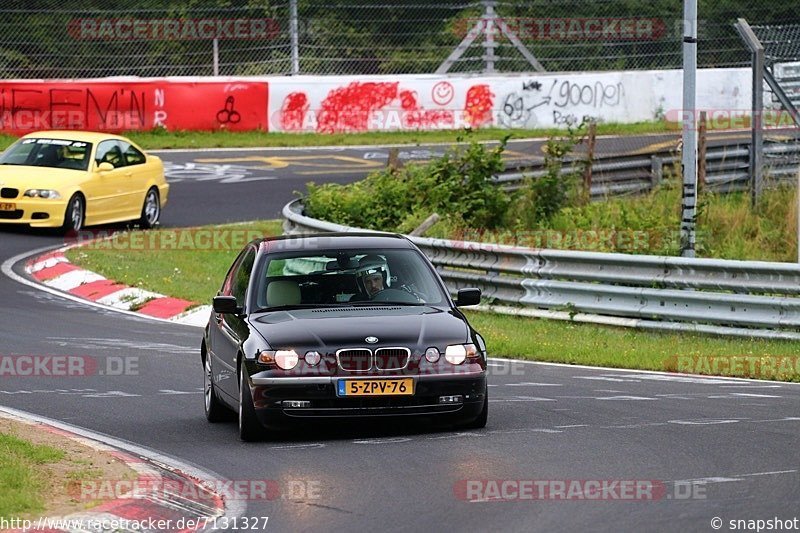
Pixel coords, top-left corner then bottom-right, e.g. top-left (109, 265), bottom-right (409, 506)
top-left (504, 382), bottom-right (563, 387)
top-left (595, 396), bottom-right (656, 401)
top-left (668, 419), bottom-right (741, 425)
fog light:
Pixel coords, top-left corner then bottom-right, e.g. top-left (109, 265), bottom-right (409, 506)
top-left (439, 395), bottom-right (463, 404)
top-left (283, 400), bottom-right (311, 408)
top-left (424, 347), bottom-right (440, 363)
top-left (304, 351), bottom-right (321, 366)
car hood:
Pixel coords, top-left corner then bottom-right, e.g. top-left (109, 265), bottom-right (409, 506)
top-left (249, 306), bottom-right (469, 351)
top-left (0, 165), bottom-right (85, 190)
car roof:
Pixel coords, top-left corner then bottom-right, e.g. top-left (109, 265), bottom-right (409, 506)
top-left (20, 131), bottom-right (130, 143)
top-left (257, 232), bottom-right (415, 253)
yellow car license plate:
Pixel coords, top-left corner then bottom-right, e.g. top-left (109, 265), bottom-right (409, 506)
top-left (338, 378), bottom-right (414, 396)
top-left (0, 203), bottom-right (15, 211)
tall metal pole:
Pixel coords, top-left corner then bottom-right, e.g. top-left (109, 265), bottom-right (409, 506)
top-left (482, 1), bottom-right (497, 74)
top-left (212, 38), bottom-right (219, 76)
top-left (680, 0), bottom-right (698, 258)
top-left (290, 0), bottom-right (300, 75)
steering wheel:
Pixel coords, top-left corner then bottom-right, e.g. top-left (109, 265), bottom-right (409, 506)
top-left (371, 288), bottom-right (420, 303)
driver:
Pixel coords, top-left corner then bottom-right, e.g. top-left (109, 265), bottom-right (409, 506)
top-left (354, 255), bottom-right (389, 300)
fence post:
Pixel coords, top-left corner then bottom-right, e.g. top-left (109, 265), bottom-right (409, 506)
top-left (698, 111), bottom-right (707, 192)
top-left (290, 0), bottom-right (300, 75)
top-left (212, 38), bottom-right (219, 76)
top-left (583, 121), bottom-right (596, 202)
top-left (482, 1), bottom-right (497, 74)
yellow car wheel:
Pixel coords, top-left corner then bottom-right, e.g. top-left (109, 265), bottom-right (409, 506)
top-left (61, 194), bottom-right (85, 234)
top-left (139, 188), bottom-right (160, 229)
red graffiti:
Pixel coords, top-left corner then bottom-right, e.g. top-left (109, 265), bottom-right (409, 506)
top-left (317, 82), bottom-right (399, 133)
top-left (275, 82), bottom-right (495, 132)
top-left (280, 92), bottom-right (309, 131)
top-left (464, 84), bottom-right (494, 127)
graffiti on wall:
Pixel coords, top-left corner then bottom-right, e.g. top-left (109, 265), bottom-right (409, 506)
top-left (0, 82), bottom-right (268, 133)
top-left (499, 77), bottom-right (625, 128)
top-left (276, 81), bottom-right (494, 133)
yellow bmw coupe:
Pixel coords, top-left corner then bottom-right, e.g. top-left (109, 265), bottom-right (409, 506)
top-left (0, 131), bottom-right (169, 233)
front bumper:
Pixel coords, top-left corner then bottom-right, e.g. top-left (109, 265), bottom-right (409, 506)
top-left (0, 197), bottom-right (66, 227)
top-left (249, 371), bottom-right (487, 428)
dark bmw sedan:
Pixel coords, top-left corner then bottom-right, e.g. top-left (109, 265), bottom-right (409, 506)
top-left (202, 233), bottom-right (488, 441)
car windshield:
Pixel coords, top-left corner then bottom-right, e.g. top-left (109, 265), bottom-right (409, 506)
top-left (254, 248), bottom-right (449, 310)
top-left (0, 138), bottom-right (92, 171)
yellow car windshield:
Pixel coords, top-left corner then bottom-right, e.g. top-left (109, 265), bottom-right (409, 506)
top-left (0, 138), bottom-right (92, 171)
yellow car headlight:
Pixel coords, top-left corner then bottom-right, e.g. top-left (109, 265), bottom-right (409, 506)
top-left (24, 189), bottom-right (61, 199)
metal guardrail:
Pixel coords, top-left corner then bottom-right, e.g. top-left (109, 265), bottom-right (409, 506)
top-left (283, 198), bottom-right (800, 338)
top-left (495, 138), bottom-right (800, 199)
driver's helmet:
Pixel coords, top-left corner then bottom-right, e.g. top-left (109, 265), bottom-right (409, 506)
top-left (355, 254), bottom-right (389, 296)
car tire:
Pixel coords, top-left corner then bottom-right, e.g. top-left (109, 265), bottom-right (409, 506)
top-left (204, 353), bottom-right (229, 423)
top-left (61, 193), bottom-right (85, 234)
top-left (138, 187), bottom-right (160, 229)
top-left (461, 388), bottom-right (488, 429)
top-left (239, 363), bottom-right (263, 442)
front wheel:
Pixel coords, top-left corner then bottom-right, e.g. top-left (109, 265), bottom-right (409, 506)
top-left (239, 364), bottom-right (263, 441)
top-left (138, 188), bottom-right (160, 229)
top-left (460, 389), bottom-right (488, 429)
top-left (204, 354), bottom-right (229, 423)
top-left (61, 194), bottom-right (85, 234)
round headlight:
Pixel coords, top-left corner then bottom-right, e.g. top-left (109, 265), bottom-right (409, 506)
top-left (444, 345), bottom-right (467, 365)
top-left (275, 350), bottom-right (299, 370)
top-left (424, 347), bottom-right (440, 363)
top-left (304, 351), bottom-right (321, 366)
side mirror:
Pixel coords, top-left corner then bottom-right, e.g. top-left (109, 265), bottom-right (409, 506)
top-left (455, 288), bottom-right (481, 307)
top-left (213, 295), bottom-right (241, 314)
top-left (96, 162), bottom-right (114, 172)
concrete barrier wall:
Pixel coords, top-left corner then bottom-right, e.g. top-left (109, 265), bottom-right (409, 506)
top-left (0, 68), bottom-right (750, 134)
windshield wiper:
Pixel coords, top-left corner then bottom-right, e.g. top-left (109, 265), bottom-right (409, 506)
top-left (253, 303), bottom-right (345, 312)
top-left (347, 301), bottom-right (426, 306)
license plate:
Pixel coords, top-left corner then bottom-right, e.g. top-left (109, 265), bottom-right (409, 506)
top-left (337, 378), bottom-right (414, 396)
top-left (0, 203), bottom-right (15, 211)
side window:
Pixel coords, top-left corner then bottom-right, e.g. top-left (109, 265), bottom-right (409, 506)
top-left (95, 140), bottom-right (125, 168)
top-left (120, 142), bottom-right (146, 166)
top-left (230, 249), bottom-right (256, 308)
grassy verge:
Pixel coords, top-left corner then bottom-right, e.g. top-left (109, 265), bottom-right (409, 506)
top-left (0, 121), bottom-right (671, 151)
top-left (0, 433), bottom-right (64, 519)
top-left (66, 220), bottom-right (283, 304)
top-left (65, 220), bottom-right (800, 381)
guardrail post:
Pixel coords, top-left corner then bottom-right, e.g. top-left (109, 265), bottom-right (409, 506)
top-left (583, 121), bottom-right (596, 203)
top-left (650, 156), bottom-right (663, 189)
top-left (698, 111), bottom-right (707, 192)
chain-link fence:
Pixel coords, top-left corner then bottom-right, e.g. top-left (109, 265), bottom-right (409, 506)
top-left (2, 1), bottom-right (800, 78)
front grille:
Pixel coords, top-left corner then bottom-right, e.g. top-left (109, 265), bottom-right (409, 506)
top-left (0, 188), bottom-right (18, 199)
top-left (0, 210), bottom-right (23, 220)
top-left (337, 348), bottom-right (372, 372)
top-left (375, 347), bottom-right (410, 370)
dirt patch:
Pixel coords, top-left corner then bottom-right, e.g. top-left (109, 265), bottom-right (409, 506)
top-left (0, 416), bottom-right (137, 520)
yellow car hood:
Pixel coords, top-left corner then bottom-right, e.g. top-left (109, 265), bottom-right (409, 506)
top-left (0, 165), bottom-right (87, 191)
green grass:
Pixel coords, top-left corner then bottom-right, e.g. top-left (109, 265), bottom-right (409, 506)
top-left (65, 220), bottom-right (283, 304)
top-left (0, 433), bottom-right (65, 519)
top-left (465, 311), bottom-right (800, 381)
top-left (0, 121), bottom-right (670, 151)
top-left (65, 219), bottom-right (800, 381)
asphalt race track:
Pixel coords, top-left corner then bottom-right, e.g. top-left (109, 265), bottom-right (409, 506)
top-left (1, 139), bottom-right (799, 532)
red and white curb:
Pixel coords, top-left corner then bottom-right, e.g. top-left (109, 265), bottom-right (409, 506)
top-left (0, 406), bottom-right (244, 533)
top-left (23, 249), bottom-right (211, 327)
